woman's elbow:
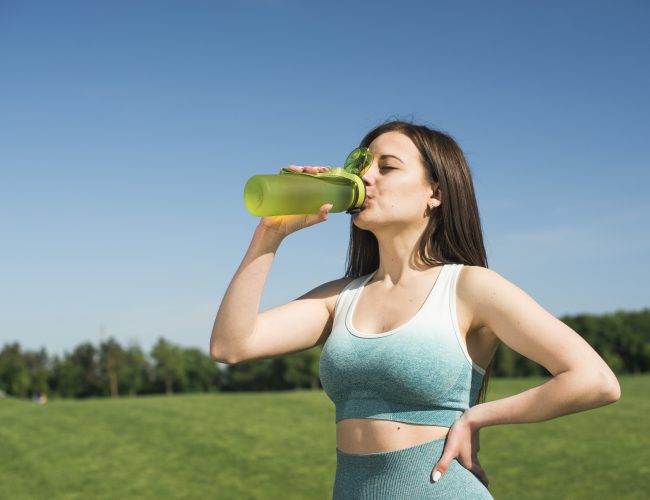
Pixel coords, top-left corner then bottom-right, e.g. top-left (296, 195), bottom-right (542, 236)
top-left (209, 342), bottom-right (241, 365)
top-left (596, 369), bottom-right (621, 403)
top-left (210, 351), bottom-right (240, 365)
top-left (605, 373), bottom-right (622, 402)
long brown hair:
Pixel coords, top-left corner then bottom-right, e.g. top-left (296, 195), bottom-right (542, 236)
top-left (343, 120), bottom-right (496, 405)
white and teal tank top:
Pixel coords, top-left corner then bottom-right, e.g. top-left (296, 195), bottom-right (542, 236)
top-left (319, 263), bottom-right (486, 426)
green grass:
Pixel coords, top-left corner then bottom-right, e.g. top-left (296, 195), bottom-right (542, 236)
top-left (1, 375), bottom-right (648, 499)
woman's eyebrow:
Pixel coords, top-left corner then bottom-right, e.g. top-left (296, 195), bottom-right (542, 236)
top-left (379, 154), bottom-right (404, 164)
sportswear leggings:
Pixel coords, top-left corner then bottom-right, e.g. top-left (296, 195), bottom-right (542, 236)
top-left (332, 435), bottom-right (493, 499)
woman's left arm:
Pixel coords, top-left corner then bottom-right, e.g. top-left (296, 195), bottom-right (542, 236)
top-left (463, 266), bottom-right (621, 429)
top-left (431, 266), bottom-right (621, 484)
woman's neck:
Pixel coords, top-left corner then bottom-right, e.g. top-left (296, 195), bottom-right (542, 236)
top-left (372, 224), bottom-right (436, 284)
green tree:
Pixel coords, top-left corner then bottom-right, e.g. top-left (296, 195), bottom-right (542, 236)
top-left (70, 342), bottom-right (102, 397)
top-left (23, 348), bottom-right (50, 395)
top-left (151, 338), bottom-right (186, 394)
top-left (182, 347), bottom-right (223, 393)
top-left (122, 344), bottom-right (151, 396)
top-left (226, 357), bottom-right (288, 391)
top-left (0, 343), bottom-right (31, 397)
top-left (284, 347), bottom-right (321, 389)
top-left (99, 338), bottom-right (125, 397)
top-left (50, 354), bottom-right (84, 397)
top-left (492, 342), bottom-right (517, 377)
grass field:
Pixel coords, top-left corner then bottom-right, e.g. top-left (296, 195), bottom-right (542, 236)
top-left (1, 375), bottom-right (648, 499)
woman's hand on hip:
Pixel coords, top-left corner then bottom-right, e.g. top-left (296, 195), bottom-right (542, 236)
top-left (430, 413), bottom-right (489, 489)
top-left (258, 165), bottom-right (333, 238)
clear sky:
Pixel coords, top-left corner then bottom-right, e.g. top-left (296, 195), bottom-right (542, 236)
top-left (1, 0), bottom-right (648, 358)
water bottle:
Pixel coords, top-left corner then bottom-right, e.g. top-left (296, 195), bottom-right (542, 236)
top-left (243, 147), bottom-right (372, 217)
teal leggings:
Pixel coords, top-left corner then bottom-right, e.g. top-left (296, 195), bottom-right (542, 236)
top-left (333, 436), bottom-right (493, 499)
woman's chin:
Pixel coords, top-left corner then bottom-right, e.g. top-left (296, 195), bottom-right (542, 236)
top-left (351, 210), bottom-right (372, 230)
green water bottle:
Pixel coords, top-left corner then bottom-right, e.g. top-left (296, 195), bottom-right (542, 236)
top-left (243, 147), bottom-right (373, 217)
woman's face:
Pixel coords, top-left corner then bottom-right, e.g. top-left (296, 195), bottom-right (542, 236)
top-left (352, 131), bottom-right (439, 232)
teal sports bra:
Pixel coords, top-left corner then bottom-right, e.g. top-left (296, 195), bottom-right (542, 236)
top-left (319, 263), bottom-right (486, 426)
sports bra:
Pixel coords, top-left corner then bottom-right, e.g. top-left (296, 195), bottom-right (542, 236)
top-left (319, 263), bottom-right (486, 426)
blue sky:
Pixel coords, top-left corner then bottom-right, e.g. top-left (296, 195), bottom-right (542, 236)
top-left (1, 0), bottom-right (648, 357)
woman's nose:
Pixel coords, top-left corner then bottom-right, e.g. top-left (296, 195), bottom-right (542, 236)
top-left (361, 162), bottom-right (377, 185)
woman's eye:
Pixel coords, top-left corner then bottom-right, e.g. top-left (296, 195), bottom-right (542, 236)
top-left (380, 166), bottom-right (396, 171)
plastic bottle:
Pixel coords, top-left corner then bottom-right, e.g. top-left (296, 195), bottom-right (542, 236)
top-left (243, 167), bottom-right (366, 216)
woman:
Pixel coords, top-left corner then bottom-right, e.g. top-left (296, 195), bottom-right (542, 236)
top-left (210, 120), bottom-right (621, 499)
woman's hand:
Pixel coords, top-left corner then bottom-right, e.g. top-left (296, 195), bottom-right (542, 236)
top-left (430, 413), bottom-right (489, 488)
top-left (258, 165), bottom-right (333, 239)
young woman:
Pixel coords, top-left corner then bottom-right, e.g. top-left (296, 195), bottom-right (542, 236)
top-left (210, 120), bottom-right (621, 499)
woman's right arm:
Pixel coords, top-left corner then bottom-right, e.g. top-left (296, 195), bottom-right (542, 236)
top-left (210, 166), bottom-right (350, 364)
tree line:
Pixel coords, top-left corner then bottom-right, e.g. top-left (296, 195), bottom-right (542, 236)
top-left (0, 308), bottom-right (647, 400)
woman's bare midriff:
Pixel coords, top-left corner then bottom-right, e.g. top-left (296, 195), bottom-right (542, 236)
top-left (336, 418), bottom-right (450, 454)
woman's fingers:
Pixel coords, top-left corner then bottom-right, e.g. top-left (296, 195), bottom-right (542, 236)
top-left (259, 204), bottom-right (331, 235)
top-left (435, 454), bottom-right (489, 489)
top-left (321, 203), bottom-right (333, 216)
top-left (471, 465), bottom-right (489, 488)
top-left (285, 165), bottom-right (331, 174)
top-left (306, 204), bottom-right (333, 226)
top-left (465, 454), bottom-right (489, 488)
top-left (431, 445), bottom-right (456, 482)
top-left (431, 416), bottom-right (489, 486)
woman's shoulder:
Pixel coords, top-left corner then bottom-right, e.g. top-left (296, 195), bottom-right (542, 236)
top-left (456, 264), bottom-right (535, 329)
top-left (456, 263), bottom-right (501, 278)
top-left (296, 275), bottom-right (367, 315)
top-left (456, 264), bottom-right (509, 308)
top-left (456, 264), bottom-right (504, 299)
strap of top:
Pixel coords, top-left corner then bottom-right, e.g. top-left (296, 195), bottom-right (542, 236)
top-left (333, 265), bottom-right (452, 333)
top-left (332, 273), bottom-right (374, 328)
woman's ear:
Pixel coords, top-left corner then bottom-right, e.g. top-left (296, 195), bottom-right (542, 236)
top-left (428, 184), bottom-right (442, 209)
